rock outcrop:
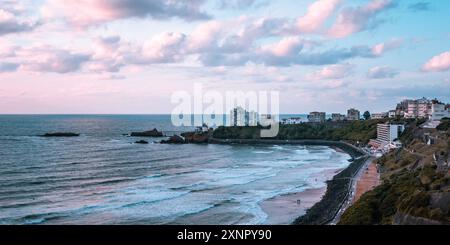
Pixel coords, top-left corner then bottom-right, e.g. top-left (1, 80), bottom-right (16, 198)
top-left (41, 132), bottom-right (80, 137)
top-left (160, 135), bottom-right (185, 144)
top-left (181, 132), bottom-right (210, 143)
top-left (130, 128), bottom-right (164, 137)
top-left (135, 140), bottom-right (149, 144)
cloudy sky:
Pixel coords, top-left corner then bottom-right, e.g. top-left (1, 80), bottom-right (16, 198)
top-left (0, 0), bottom-right (449, 114)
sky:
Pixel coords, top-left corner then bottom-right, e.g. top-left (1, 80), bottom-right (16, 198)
top-left (0, 0), bottom-right (449, 114)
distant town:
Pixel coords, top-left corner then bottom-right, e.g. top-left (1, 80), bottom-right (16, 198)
top-left (228, 97), bottom-right (450, 156)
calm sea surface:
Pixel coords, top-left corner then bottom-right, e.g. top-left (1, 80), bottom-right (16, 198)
top-left (0, 115), bottom-right (349, 224)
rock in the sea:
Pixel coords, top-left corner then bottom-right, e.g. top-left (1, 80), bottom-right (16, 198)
top-left (135, 140), bottom-right (149, 144)
top-left (160, 135), bottom-right (185, 144)
top-left (130, 128), bottom-right (164, 137)
top-left (181, 132), bottom-right (209, 143)
top-left (41, 132), bottom-right (80, 137)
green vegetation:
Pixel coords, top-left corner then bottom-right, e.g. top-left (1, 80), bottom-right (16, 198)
top-left (437, 118), bottom-right (450, 131)
top-left (339, 166), bottom-right (449, 225)
top-left (213, 119), bottom-right (388, 144)
top-left (363, 111), bottom-right (371, 120)
top-left (338, 121), bottom-right (450, 225)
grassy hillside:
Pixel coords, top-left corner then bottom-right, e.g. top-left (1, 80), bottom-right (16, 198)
top-left (339, 122), bottom-right (450, 225)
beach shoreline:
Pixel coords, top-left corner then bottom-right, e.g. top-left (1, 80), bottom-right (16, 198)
top-left (260, 168), bottom-right (342, 225)
top-left (208, 138), bottom-right (369, 225)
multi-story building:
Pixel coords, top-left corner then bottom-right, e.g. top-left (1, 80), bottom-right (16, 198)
top-left (370, 123), bottom-right (405, 150)
top-left (331, 113), bottom-right (346, 122)
top-left (418, 97), bottom-right (431, 118)
top-left (307, 112), bottom-right (326, 123)
top-left (404, 97), bottom-right (431, 118)
top-left (405, 100), bottom-right (418, 118)
top-left (230, 106), bottom-right (246, 126)
top-left (372, 112), bottom-right (388, 119)
top-left (431, 102), bottom-right (450, 121)
top-left (376, 123), bottom-right (405, 144)
top-left (230, 107), bottom-right (259, 126)
top-left (395, 99), bottom-right (411, 117)
top-left (347, 108), bottom-right (360, 121)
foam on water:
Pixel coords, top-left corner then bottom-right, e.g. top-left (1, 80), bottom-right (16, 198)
top-left (0, 115), bottom-right (352, 225)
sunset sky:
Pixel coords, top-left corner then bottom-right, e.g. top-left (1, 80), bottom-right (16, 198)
top-left (0, 0), bottom-right (449, 114)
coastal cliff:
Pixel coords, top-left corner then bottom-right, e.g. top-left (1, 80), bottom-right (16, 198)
top-left (338, 119), bottom-right (450, 225)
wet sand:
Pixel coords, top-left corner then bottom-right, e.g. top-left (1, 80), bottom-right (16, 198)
top-left (260, 187), bottom-right (327, 225)
top-left (353, 160), bottom-right (380, 203)
top-left (260, 169), bottom-right (341, 225)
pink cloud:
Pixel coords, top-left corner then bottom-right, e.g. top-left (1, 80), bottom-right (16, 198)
top-left (18, 45), bottom-right (91, 73)
top-left (422, 51), bottom-right (450, 72)
top-left (42, 0), bottom-right (210, 28)
top-left (328, 0), bottom-right (394, 38)
top-left (262, 37), bottom-right (303, 57)
top-left (372, 38), bottom-right (403, 56)
top-left (0, 9), bottom-right (38, 35)
top-left (297, 0), bottom-right (343, 33)
top-left (187, 20), bottom-right (225, 52)
top-left (322, 80), bottom-right (344, 89)
top-left (141, 32), bottom-right (186, 63)
top-left (367, 65), bottom-right (397, 79)
top-left (306, 63), bottom-right (354, 80)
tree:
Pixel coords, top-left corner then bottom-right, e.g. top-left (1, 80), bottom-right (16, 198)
top-left (363, 111), bottom-right (371, 120)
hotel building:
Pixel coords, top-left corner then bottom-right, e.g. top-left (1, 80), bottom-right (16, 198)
top-left (377, 123), bottom-right (405, 144)
top-left (369, 123), bottom-right (405, 150)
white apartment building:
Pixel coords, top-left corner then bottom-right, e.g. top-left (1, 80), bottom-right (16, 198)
top-left (431, 103), bottom-right (450, 121)
top-left (307, 112), bottom-right (326, 123)
top-left (230, 107), bottom-right (259, 126)
top-left (230, 106), bottom-right (246, 126)
top-left (377, 123), bottom-right (405, 144)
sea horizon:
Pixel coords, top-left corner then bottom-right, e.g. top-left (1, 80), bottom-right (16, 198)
top-left (0, 114), bottom-right (351, 225)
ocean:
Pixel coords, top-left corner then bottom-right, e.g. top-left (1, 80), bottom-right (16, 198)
top-left (0, 115), bottom-right (350, 225)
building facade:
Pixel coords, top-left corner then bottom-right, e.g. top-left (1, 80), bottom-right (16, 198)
top-left (307, 112), bottom-right (326, 123)
top-left (377, 123), bottom-right (405, 144)
top-left (347, 108), bottom-right (360, 121)
top-left (331, 113), bottom-right (346, 122)
top-left (372, 112), bottom-right (388, 119)
top-left (431, 102), bottom-right (450, 121)
top-left (404, 97), bottom-right (431, 119)
top-left (230, 106), bottom-right (246, 126)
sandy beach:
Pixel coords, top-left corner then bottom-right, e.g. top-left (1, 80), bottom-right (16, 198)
top-left (260, 168), bottom-right (342, 225)
top-left (260, 187), bottom-right (326, 224)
